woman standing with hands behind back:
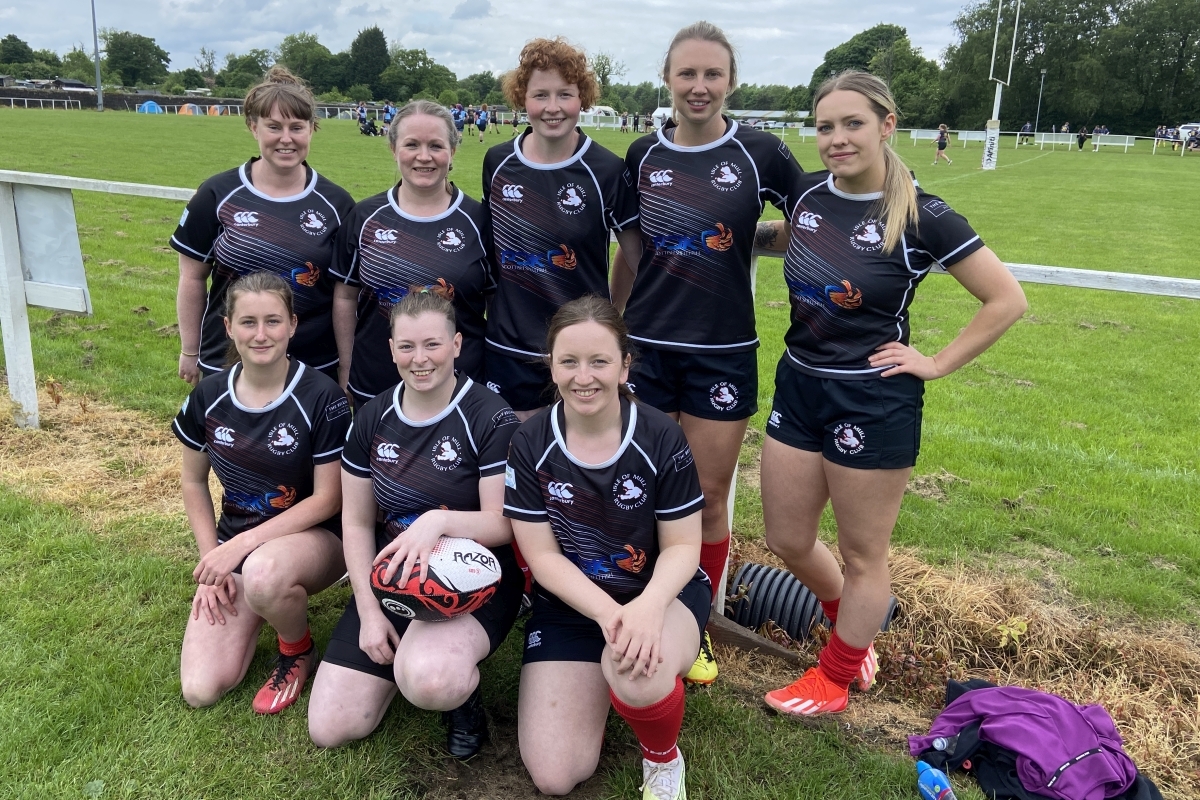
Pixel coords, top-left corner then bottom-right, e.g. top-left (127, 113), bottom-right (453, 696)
top-left (755, 71), bottom-right (1026, 716)
top-left (173, 67), bottom-right (354, 384)
top-left (611, 21), bottom-right (803, 686)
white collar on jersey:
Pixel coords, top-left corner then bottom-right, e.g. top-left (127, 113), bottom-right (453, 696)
top-left (655, 117), bottom-right (738, 153)
top-left (512, 128), bottom-right (592, 170)
top-left (227, 359), bottom-right (306, 413)
top-left (387, 182), bottom-right (464, 222)
top-left (549, 398), bottom-right (638, 470)
top-left (391, 375), bottom-right (473, 427)
top-left (237, 160), bottom-right (318, 203)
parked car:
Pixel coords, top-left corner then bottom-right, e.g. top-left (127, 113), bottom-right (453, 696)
top-left (750, 119), bottom-right (775, 130)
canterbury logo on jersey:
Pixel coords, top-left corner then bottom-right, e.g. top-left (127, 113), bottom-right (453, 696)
top-left (374, 229), bottom-right (398, 243)
top-left (376, 442), bottom-right (400, 462)
top-left (650, 223), bottom-right (733, 254)
top-left (232, 211), bottom-right (258, 226)
top-left (648, 169), bottom-right (673, 187)
top-left (795, 212), bottom-right (822, 232)
top-left (214, 426), bottom-right (235, 446)
top-left (547, 482), bottom-right (574, 503)
top-left (501, 184), bottom-right (524, 201)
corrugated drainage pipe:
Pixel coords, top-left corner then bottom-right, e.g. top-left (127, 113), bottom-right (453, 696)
top-left (727, 562), bottom-right (899, 642)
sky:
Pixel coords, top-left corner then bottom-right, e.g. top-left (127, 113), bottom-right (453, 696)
top-left (4, 0), bottom-right (969, 87)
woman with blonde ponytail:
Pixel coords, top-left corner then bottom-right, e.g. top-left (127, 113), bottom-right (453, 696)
top-left (755, 70), bottom-right (1027, 716)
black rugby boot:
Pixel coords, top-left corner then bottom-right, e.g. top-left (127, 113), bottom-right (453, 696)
top-left (443, 685), bottom-right (486, 760)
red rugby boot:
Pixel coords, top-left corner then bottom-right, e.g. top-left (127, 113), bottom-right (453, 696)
top-left (252, 644), bottom-right (317, 715)
top-left (764, 667), bottom-right (849, 716)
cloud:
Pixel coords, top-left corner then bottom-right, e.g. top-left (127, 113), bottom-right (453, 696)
top-left (6, 0), bottom-right (965, 86)
top-left (450, 0), bottom-right (491, 20)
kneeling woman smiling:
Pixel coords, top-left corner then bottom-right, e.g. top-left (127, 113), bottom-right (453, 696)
top-left (308, 291), bottom-right (524, 758)
top-left (504, 296), bottom-right (708, 800)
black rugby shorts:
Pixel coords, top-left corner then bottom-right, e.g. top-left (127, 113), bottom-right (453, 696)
top-left (765, 357), bottom-right (924, 470)
top-left (629, 347), bottom-right (758, 421)
top-left (521, 577), bottom-right (711, 665)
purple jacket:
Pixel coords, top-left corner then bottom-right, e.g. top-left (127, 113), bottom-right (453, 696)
top-left (909, 686), bottom-right (1137, 800)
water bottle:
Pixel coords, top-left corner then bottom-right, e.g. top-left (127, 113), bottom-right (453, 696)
top-left (916, 760), bottom-right (958, 800)
top-left (932, 735), bottom-right (959, 754)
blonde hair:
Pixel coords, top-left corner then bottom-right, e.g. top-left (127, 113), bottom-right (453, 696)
top-left (662, 21), bottom-right (739, 94)
top-left (243, 66), bottom-right (317, 128)
top-left (813, 70), bottom-right (917, 255)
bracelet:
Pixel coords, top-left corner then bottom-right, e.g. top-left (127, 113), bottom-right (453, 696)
top-left (180, 350), bottom-right (199, 358)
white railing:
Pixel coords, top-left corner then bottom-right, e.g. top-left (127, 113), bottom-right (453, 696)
top-left (958, 130), bottom-right (988, 147)
top-left (2, 97), bottom-right (82, 110)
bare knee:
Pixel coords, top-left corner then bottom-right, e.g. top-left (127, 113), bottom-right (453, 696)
top-left (181, 673), bottom-right (231, 708)
top-left (526, 760), bottom-right (596, 796)
top-left (241, 553), bottom-right (295, 606)
top-left (308, 713), bottom-right (367, 749)
top-left (764, 526), bottom-right (815, 562)
top-left (397, 662), bottom-right (474, 711)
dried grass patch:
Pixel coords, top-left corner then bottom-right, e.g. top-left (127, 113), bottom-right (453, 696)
top-left (730, 534), bottom-right (1200, 798)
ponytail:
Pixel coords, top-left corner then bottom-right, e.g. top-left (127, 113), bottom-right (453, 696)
top-left (813, 70), bottom-right (917, 254)
top-left (879, 145), bottom-right (918, 255)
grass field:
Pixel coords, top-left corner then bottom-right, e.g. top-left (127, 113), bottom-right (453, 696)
top-left (1, 108), bottom-right (1198, 798)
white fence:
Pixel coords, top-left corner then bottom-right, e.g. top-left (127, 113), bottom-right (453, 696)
top-left (2, 97), bottom-right (82, 110)
top-left (1092, 134), bottom-right (1136, 152)
top-left (958, 130), bottom-right (988, 146)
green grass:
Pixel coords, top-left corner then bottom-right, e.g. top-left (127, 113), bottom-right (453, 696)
top-left (0, 108), bottom-right (1197, 797)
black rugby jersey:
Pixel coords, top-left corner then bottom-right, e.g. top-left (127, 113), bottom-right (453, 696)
top-left (503, 398), bottom-right (706, 598)
top-left (342, 373), bottom-right (519, 553)
top-left (483, 130), bottom-right (639, 358)
top-left (172, 359), bottom-right (352, 540)
top-left (780, 172), bottom-right (985, 378)
top-left (622, 119), bottom-right (802, 353)
top-left (171, 159), bottom-right (355, 374)
top-left (331, 185), bottom-right (491, 401)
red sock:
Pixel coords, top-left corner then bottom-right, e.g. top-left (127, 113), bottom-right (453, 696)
top-left (699, 535), bottom-right (731, 603)
top-left (820, 597), bottom-right (841, 626)
top-left (609, 676), bottom-right (685, 763)
top-left (817, 630), bottom-right (869, 689)
top-left (511, 540), bottom-right (533, 593)
top-left (278, 628), bottom-right (312, 657)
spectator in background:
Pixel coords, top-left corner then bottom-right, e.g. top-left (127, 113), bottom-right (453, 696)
top-left (381, 100), bottom-right (395, 135)
top-left (633, 111), bottom-right (640, 132)
top-left (1077, 125), bottom-right (1089, 150)
top-left (356, 102), bottom-right (367, 125)
top-left (1154, 125), bottom-right (1166, 144)
top-left (1061, 122), bottom-right (1070, 134)
top-left (1019, 121), bottom-right (1032, 145)
top-left (1187, 131), bottom-right (1200, 151)
top-left (452, 103), bottom-right (466, 136)
top-left (620, 112), bottom-right (629, 133)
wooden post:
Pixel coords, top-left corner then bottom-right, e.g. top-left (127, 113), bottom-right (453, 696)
top-left (0, 182), bottom-right (38, 427)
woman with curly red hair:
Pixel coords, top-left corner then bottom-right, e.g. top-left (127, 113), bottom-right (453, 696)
top-left (482, 37), bottom-right (642, 421)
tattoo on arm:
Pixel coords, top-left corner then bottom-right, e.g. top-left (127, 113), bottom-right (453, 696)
top-left (754, 221), bottom-right (780, 251)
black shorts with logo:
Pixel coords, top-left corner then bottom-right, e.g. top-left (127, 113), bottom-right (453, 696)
top-left (765, 358), bottom-right (924, 470)
top-left (521, 577), bottom-right (711, 665)
top-left (629, 347), bottom-right (758, 421)
top-left (483, 349), bottom-right (555, 412)
top-left (323, 543), bottom-right (524, 681)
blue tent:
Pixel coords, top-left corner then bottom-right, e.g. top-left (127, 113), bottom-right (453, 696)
top-left (136, 101), bottom-right (163, 114)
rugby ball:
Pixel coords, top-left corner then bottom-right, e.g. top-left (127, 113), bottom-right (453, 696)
top-left (371, 537), bottom-right (502, 622)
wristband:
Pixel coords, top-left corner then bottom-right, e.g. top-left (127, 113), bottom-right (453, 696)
top-left (181, 350), bottom-right (199, 358)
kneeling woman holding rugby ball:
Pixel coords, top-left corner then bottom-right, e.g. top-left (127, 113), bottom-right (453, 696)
top-left (505, 296), bottom-right (707, 799)
top-left (307, 291), bottom-right (524, 759)
top-left (174, 272), bottom-right (351, 714)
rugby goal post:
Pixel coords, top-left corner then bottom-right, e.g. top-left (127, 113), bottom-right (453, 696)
top-left (0, 170), bottom-right (193, 428)
top-left (983, 0), bottom-right (1023, 170)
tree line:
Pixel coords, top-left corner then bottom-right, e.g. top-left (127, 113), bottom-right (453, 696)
top-left (4, 3), bottom-right (1197, 130)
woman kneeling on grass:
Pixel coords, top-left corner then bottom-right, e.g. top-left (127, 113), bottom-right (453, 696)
top-left (307, 291), bottom-right (524, 759)
top-left (505, 296), bottom-right (708, 799)
top-left (174, 271), bottom-right (351, 714)
top-left (754, 70), bottom-right (1027, 716)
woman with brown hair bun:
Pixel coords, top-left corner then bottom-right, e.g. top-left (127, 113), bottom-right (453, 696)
top-left (172, 67), bottom-right (354, 385)
top-left (483, 37), bottom-right (641, 421)
top-left (611, 21), bottom-right (804, 687)
top-left (756, 70), bottom-right (1026, 716)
